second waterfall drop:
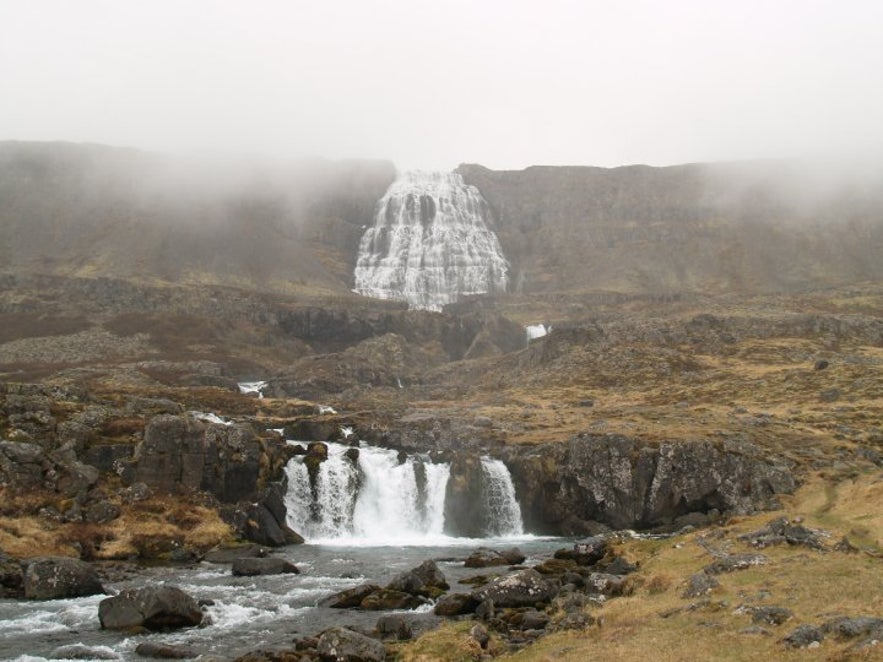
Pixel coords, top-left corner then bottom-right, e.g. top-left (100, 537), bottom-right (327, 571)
top-left (353, 171), bottom-right (509, 311)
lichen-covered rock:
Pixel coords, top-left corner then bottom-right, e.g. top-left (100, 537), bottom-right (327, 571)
top-left (316, 626), bottom-right (386, 662)
top-left (470, 568), bottom-right (556, 608)
top-left (22, 557), bottom-right (105, 600)
top-left (703, 553), bottom-right (768, 575)
top-left (553, 536), bottom-right (608, 566)
top-left (98, 586), bottom-right (203, 630)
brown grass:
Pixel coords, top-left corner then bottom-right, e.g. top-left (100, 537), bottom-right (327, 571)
top-left (400, 470), bottom-right (883, 661)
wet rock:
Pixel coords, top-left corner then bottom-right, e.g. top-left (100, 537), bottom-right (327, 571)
top-left (464, 547), bottom-right (526, 568)
top-left (433, 592), bottom-right (479, 616)
top-left (22, 557), bottom-right (105, 600)
top-left (50, 643), bottom-right (120, 659)
top-left (533, 558), bottom-right (578, 575)
top-left (360, 589), bottom-right (427, 611)
top-left (751, 606), bottom-right (793, 626)
top-left (98, 586), bottom-right (203, 630)
top-left (316, 626), bottom-right (386, 661)
top-left (681, 573), bottom-right (719, 598)
top-left (374, 614), bottom-right (413, 641)
top-left (471, 568), bottom-right (556, 608)
top-left (0, 552), bottom-right (24, 598)
top-left (231, 557), bottom-right (300, 577)
top-left (134, 642), bottom-right (198, 659)
top-left (204, 544), bottom-right (269, 564)
top-left (321, 583), bottom-right (382, 609)
top-left (386, 559), bottom-right (449, 597)
top-left (782, 624), bottom-right (824, 648)
top-left (814, 359), bottom-right (829, 370)
top-left (703, 553), bottom-right (768, 575)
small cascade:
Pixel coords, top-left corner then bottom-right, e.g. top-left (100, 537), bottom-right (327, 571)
top-left (353, 171), bottom-right (509, 311)
top-left (479, 457), bottom-right (525, 536)
top-left (285, 443), bottom-right (528, 543)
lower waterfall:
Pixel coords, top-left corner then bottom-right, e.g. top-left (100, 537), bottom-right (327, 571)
top-left (480, 456), bottom-right (525, 536)
top-left (284, 442), bottom-right (526, 543)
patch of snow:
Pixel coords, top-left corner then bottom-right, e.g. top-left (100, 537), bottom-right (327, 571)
top-left (189, 411), bottom-right (233, 426)
top-left (317, 405), bottom-right (337, 415)
top-left (526, 324), bottom-right (549, 342)
top-left (237, 381), bottom-right (266, 398)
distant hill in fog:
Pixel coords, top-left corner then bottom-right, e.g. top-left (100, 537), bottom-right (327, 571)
top-left (1, 141), bottom-right (881, 298)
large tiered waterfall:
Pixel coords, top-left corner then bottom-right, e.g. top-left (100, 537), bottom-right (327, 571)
top-left (353, 171), bottom-right (509, 311)
top-left (285, 442), bottom-right (524, 543)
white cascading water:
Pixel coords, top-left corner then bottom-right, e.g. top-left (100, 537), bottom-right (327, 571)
top-left (285, 443), bottom-right (526, 543)
top-left (285, 443), bottom-right (451, 543)
top-left (353, 171), bottom-right (509, 311)
top-left (480, 456), bottom-right (525, 536)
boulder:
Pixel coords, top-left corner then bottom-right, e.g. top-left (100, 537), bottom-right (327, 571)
top-left (553, 536), bottom-right (609, 566)
top-left (321, 583), bottom-right (382, 609)
top-left (22, 557), bottom-right (105, 600)
top-left (232, 557), bottom-right (300, 577)
top-left (316, 627), bottom-right (386, 662)
top-left (433, 592), bottom-right (479, 616)
top-left (134, 642), bottom-right (198, 659)
top-left (464, 547), bottom-right (526, 568)
top-left (386, 560), bottom-right (449, 597)
top-left (470, 569), bottom-right (556, 608)
top-left (373, 614), bottom-right (439, 642)
top-left (0, 552), bottom-right (24, 598)
top-left (681, 573), bottom-right (720, 598)
top-left (98, 586), bottom-right (203, 630)
top-left (360, 589), bottom-right (426, 611)
top-left (751, 606), bottom-right (793, 626)
top-left (782, 624), bottom-right (824, 648)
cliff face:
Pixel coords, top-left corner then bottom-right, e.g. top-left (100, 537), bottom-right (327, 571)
top-left (457, 162), bottom-right (883, 295)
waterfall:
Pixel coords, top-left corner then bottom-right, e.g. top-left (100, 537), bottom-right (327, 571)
top-left (285, 443), bottom-right (527, 543)
top-left (285, 442), bottom-right (450, 543)
top-left (480, 457), bottom-right (525, 536)
top-left (353, 171), bottom-right (509, 311)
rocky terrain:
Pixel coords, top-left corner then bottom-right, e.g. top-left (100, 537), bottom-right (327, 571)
top-left (0, 141), bottom-right (881, 660)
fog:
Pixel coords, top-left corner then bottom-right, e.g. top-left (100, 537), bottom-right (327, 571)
top-left (2, 1), bottom-right (882, 171)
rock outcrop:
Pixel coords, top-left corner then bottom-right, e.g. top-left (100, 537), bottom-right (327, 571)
top-left (503, 434), bottom-right (795, 533)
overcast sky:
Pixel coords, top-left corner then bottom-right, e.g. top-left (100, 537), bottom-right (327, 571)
top-left (2, 0), bottom-right (881, 171)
